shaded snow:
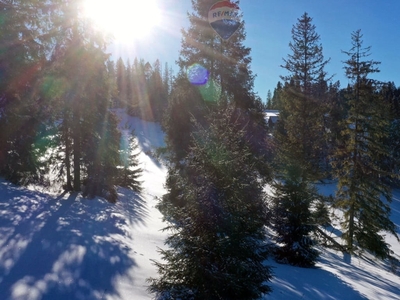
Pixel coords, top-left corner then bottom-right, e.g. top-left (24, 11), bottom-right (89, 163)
top-left (0, 110), bottom-right (399, 299)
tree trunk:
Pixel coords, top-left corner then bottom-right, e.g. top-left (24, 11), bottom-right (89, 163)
top-left (72, 108), bottom-right (81, 191)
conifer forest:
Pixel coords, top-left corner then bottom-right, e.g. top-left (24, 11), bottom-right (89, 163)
top-left (0, 1), bottom-right (399, 299)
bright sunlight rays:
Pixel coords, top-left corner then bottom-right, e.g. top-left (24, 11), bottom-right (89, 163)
top-left (84, 0), bottom-right (162, 43)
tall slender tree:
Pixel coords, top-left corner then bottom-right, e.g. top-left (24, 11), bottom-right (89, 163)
top-left (278, 12), bottom-right (330, 180)
top-left (271, 13), bottom-right (330, 266)
top-left (332, 30), bottom-right (398, 258)
top-left (116, 57), bottom-right (127, 108)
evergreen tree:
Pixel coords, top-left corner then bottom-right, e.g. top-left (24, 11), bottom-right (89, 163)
top-left (0, 0), bottom-right (54, 184)
top-left (149, 106), bottom-right (272, 299)
top-left (178, 0), bottom-right (255, 108)
top-left (166, 0), bottom-right (269, 175)
top-left (266, 89), bottom-right (272, 109)
top-left (127, 57), bottom-right (142, 116)
top-left (116, 57), bottom-right (127, 108)
top-left (162, 62), bottom-right (173, 97)
top-left (163, 73), bottom-right (206, 161)
top-left (148, 59), bottom-right (167, 122)
top-left (270, 81), bottom-right (283, 110)
top-left (272, 12), bottom-right (330, 265)
top-left (278, 12), bottom-right (330, 180)
top-left (388, 119), bottom-right (400, 184)
top-left (106, 60), bottom-right (118, 108)
top-left (324, 81), bottom-right (345, 164)
top-left (332, 30), bottom-right (398, 258)
top-left (125, 59), bottom-right (134, 111)
top-left (381, 82), bottom-right (400, 120)
top-left (116, 128), bottom-right (142, 192)
top-left (271, 164), bottom-right (319, 267)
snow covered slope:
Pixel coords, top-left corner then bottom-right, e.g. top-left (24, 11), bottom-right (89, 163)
top-left (0, 110), bottom-right (399, 299)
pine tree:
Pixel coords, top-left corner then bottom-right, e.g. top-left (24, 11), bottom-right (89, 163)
top-left (271, 164), bottom-right (319, 267)
top-left (388, 119), bottom-right (400, 184)
top-left (116, 128), bottom-right (142, 192)
top-left (278, 12), bottom-right (330, 180)
top-left (0, 0), bottom-right (54, 184)
top-left (266, 89), bottom-right (272, 109)
top-left (271, 12), bottom-right (331, 265)
top-left (106, 60), bottom-right (118, 107)
top-left (116, 57), bottom-right (127, 108)
top-left (148, 59), bottom-right (167, 122)
top-left (125, 59), bottom-right (134, 111)
top-left (179, 0), bottom-right (255, 108)
top-left (332, 30), bottom-right (398, 258)
top-left (166, 0), bottom-right (269, 175)
top-left (271, 81), bottom-right (283, 110)
top-left (163, 73), bottom-right (206, 161)
top-left (149, 105), bottom-right (272, 299)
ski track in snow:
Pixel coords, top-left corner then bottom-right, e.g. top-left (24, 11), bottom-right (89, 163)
top-left (0, 110), bottom-right (399, 300)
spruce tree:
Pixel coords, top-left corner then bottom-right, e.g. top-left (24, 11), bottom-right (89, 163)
top-left (149, 106), bottom-right (272, 299)
top-left (178, 0), bottom-right (255, 108)
top-left (166, 0), bottom-right (269, 177)
top-left (163, 73), bottom-right (206, 162)
top-left (278, 12), bottom-right (330, 179)
top-left (148, 59), bottom-right (167, 122)
top-left (0, 0), bottom-right (54, 184)
top-left (332, 30), bottom-right (398, 258)
top-left (153, 2), bottom-right (274, 296)
top-left (266, 89), bottom-right (272, 109)
top-left (271, 13), bottom-right (333, 266)
top-left (116, 57), bottom-right (127, 108)
top-left (116, 128), bottom-right (142, 193)
top-left (271, 81), bottom-right (283, 110)
top-left (271, 165), bottom-right (319, 267)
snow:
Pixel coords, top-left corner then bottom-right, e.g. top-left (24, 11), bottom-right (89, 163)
top-left (0, 110), bottom-right (399, 299)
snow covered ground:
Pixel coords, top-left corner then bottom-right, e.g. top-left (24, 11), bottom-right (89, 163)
top-left (0, 111), bottom-right (399, 299)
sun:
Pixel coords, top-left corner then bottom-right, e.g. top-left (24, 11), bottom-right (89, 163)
top-left (83, 0), bottom-right (162, 43)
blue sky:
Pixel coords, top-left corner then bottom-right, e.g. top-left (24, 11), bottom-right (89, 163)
top-left (111, 0), bottom-right (400, 101)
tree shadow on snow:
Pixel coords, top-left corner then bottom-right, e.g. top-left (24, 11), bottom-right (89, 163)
top-left (0, 180), bottom-right (144, 300)
top-left (116, 187), bottom-right (149, 227)
top-left (268, 259), bottom-right (369, 300)
top-left (120, 115), bottom-right (166, 169)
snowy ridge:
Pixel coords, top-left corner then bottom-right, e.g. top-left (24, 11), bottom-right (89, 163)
top-left (0, 110), bottom-right (399, 299)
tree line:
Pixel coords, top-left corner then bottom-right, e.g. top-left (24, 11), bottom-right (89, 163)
top-left (110, 57), bottom-right (172, 122)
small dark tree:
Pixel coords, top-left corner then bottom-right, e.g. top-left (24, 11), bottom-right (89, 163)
top-left (271, 81), bottom-right (283, 110)
top-left (116, 128), bottom-right (142, 192)
top-left (162, 73), bottom-right (206, 162)
top-left (271, 164), bottom-right (319, 267)
top-left (116, 57), bottom-right (127, 108)
top-left (266, 89), bottom-right (272, 109)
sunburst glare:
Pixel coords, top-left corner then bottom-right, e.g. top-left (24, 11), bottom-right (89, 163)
top-left (84, 0), bottom-right (162, 43)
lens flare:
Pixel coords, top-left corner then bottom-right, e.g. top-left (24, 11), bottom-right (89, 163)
top-left (198, 79), bottom-right (221, 103)
top-left (187, 64), bottom-right (209, 86)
